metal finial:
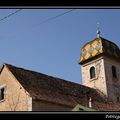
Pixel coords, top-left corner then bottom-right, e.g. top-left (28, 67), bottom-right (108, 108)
top-left (96, 22), bottom-right (101, 38)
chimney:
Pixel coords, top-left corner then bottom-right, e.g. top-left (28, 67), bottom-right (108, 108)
top-left (89, 97), bottom-right (92, 108)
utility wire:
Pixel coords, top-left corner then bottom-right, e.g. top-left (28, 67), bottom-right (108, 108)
top-left (0, 9), bottom-right (22, 22)
top-left (37, 9), bottom-right (76, 25)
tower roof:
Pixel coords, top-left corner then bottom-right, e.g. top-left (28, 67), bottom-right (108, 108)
top-left (79, 37), bottom-right (120, 64)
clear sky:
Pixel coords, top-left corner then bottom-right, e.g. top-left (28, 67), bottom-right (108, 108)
top-left (0, 9), bottom-right (120, 84)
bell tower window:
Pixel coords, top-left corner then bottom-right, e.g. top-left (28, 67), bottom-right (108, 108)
top-left (117, 97), bottom-right (119, 102)
top-left (90, 66), bottom-right (96, 79)
top-left (112, 66), bottom-right (117, 78)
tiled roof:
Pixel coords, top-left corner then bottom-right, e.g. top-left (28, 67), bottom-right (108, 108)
top-left (93, 101), bottom-right (120, 111)
top-left (3, 63), bottom-right (120, 111)
top-left (5, 64), bottom-right (106, 108)
top-left (79, 37), bottom-right (120, 64)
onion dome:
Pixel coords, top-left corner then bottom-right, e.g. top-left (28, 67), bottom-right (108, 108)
top-left (79, 37), bottom-right (120, 64)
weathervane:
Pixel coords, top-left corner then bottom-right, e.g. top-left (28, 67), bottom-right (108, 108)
top-left (96, 22), bottom-right (101, 38)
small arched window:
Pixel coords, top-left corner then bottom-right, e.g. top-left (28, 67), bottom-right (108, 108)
top-left (112, 66), bottom-right (117, 78)
top-left (117, 97), bottom-right (119, 102)
top-left (0, 87), bottom-right (4, 101)
top-left (90, 66), bottom-right (96, 79)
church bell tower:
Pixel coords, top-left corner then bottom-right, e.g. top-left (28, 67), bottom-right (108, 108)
top-left (79, 29), bottom-right (120, 103)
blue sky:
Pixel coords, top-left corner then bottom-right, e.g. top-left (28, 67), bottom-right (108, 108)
top-left (0, 9), bottom-right (120, 84)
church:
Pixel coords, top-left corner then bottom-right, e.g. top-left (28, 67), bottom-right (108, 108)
top-left (0, 30), bottom-right (120, 111)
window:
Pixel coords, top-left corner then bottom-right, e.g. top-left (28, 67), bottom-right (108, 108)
top-left (112, 66), bottom-right (117, 78)
top-left (117, 97), bottom-right (119, 102)
top-left (90, 66), bottom-right (96, 79)
top-left (0, 87), bottom-right (5, 101)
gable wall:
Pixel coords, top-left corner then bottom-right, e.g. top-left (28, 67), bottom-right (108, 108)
top-left (0, 65), bottom-right (32, 111)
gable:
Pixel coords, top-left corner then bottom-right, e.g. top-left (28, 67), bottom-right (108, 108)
top-left (0, 64), bottom-right (32, 111)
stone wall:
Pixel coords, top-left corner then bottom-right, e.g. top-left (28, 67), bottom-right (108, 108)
top-left (32, 100), bottom-right (72, 111)
top-left (0, 65), bottom-right (32, 111)
top-left (81, 56), bottom-right (120, 103)
top-left (104, 57), bottom-right (120, 102)
top-left (81, 57), bottom-right (107, 97)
